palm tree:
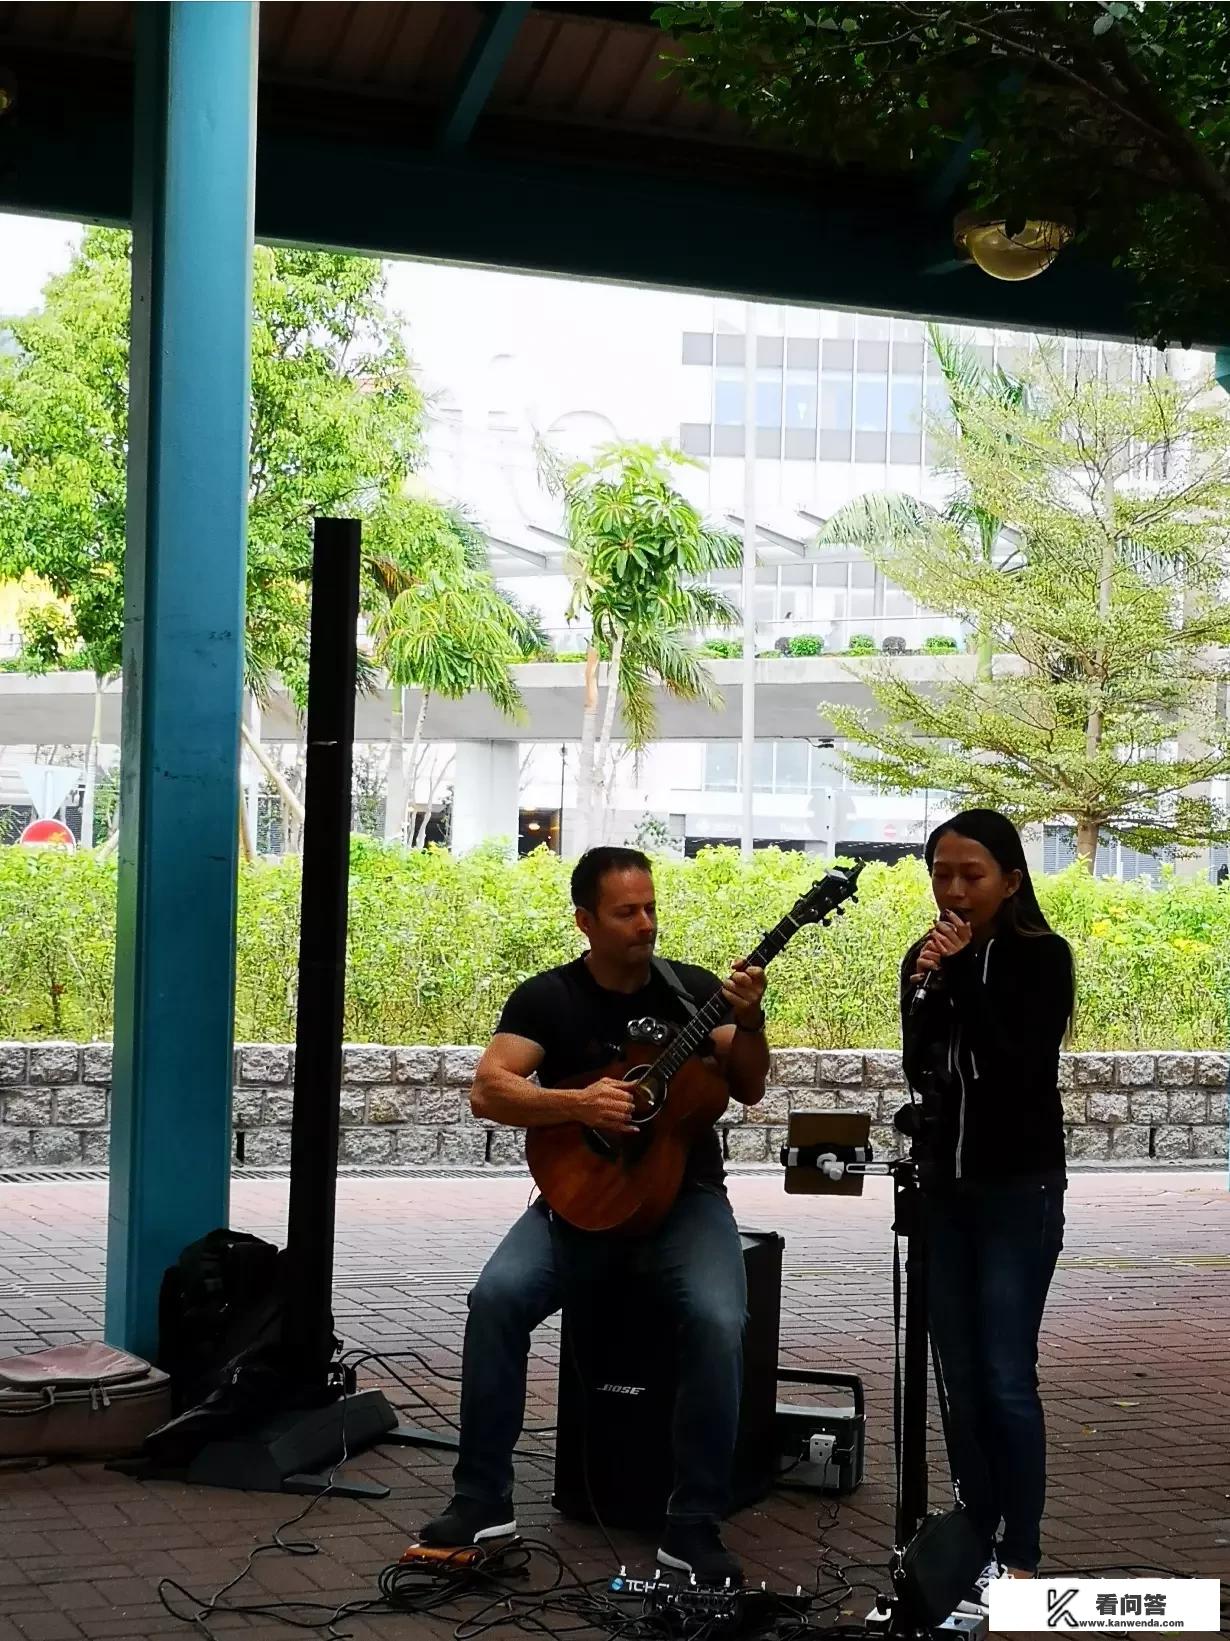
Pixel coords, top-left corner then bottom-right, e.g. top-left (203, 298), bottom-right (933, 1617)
top-left (815, 325), bottom-right (1027, 680)
top-left (364, 498), bottom-right (545, 845)
top-left (540, 440), bottom-right (740, 850)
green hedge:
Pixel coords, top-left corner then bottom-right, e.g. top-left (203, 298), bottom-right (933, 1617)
top-left (1, 843), bottom-right (1226, 1049)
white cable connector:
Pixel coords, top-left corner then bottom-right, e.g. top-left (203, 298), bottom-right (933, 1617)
top-left (808, 1432), bottom-right (836, 1468)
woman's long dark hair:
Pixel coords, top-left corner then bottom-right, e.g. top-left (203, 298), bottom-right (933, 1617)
top-left (924, 808), bottom-right (1075, 1041)
top-left (924, 808), bottom-right (1051, 937)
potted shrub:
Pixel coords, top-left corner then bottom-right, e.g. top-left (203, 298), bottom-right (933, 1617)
top-left (788, 634), bottom-right (824, 657)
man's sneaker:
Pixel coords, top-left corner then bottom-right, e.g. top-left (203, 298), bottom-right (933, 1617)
top-left (958, 1557), bottom-right (1002, 1614)
top-left (657, 1521), bottom-right (743, 1586)
top-left (417, 1495), bottom-right (516, 1547)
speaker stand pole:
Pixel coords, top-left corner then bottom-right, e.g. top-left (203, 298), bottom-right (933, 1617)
top-left (144, 519), bottom-right (458, 1500)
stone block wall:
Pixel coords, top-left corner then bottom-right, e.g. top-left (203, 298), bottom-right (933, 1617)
top-left (0, 1044), bottom-right (1224, 1169)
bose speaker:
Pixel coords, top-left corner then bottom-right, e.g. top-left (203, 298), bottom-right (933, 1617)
top-left (552, 1228), bottom-right (783, 1529)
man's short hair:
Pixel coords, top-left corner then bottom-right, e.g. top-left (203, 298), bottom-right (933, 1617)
top-left (570, 846), bottom-right (652, 913)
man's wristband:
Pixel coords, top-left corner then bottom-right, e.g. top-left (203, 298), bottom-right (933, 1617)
top-left (735, 1010), bottom-right (766, 1034)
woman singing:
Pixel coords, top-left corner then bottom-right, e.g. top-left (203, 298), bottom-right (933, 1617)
top-left (900, 809), bottom-right (1074, 1590)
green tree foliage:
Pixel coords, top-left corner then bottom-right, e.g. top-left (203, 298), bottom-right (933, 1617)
top-left (0, 229), bottom-right (425, 704)
top-left (540, 440), bottom-right (741, 847)
top-left (817, 344), bottom-right (1230, 864)
top-left (363, 498), bottom-right (546, 842)
top-left (657, 2), bottom-right (1230, 345)
top-left (0, 845), bottom-right (1223, 1050)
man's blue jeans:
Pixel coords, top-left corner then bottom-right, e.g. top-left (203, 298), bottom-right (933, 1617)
top-left (453, 1187), bottom-right (747, 1523)
top-left (923, 1179), bottom-right (1066, 1572)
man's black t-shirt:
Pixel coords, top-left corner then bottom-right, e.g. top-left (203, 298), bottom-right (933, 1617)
top-left (496, 956), bottom-right (730, 1191)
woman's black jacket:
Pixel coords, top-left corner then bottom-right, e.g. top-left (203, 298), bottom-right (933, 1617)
top-left (899, 928), bottom-right (1074, 1186)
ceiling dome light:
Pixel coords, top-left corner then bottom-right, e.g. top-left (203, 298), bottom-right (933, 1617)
top-left (953, 211), bottom-right (1073, 282)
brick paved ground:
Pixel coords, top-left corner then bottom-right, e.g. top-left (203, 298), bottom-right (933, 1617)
top-left (0, 1169), bottom-right (1227, 1640)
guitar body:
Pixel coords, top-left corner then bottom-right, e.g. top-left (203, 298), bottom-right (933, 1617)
top-left (525, 1034), bottom-right (731, 1234)
top-left (523, 864), bottom-right (863, 1237)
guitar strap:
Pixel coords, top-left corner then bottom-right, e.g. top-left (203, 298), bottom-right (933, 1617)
top-left (650, 955), bottom-right (700, 1019)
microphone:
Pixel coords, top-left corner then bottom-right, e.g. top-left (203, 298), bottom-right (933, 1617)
top-left (908, 911), bottom-right (967, 1013)
top-left (909, 968), bottom-right (935, 1016)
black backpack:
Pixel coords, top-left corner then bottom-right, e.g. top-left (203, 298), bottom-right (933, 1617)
top-left (156, 1227), bottom-right (283, 1414)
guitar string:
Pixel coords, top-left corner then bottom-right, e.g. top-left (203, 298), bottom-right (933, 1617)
top-left (646, 870), bottom-right (859, 1089)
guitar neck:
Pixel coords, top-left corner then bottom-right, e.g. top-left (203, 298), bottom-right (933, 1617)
top-left (651, 913), bottom-right (803, 1082)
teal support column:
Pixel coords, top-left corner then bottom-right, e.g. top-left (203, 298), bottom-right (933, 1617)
top-left (106, 2), bottom-right (257, 1356)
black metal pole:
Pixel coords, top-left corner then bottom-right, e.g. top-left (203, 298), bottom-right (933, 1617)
top-left (895, 1164), bottom-right (930, 1544)
top-left (284, 517), bottom-right (362, 1386)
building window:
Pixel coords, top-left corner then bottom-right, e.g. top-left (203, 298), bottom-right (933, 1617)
top-left (924, 373), bottom-right (951, 464)
top-left (854, 370), bottom-right (888, 462)
top-left (701, 740), bottom-right (834, 795)
top-left (785, 370), bottom-right (818, 431)
top-left (756, 374), bottom-right (782, 429)
top-left (891, 377), bottom-right (922, 429)
top-left (779, 563), bottom-right (814, 623)
top-left (715, 370), bottom-right (744, 427)
top-left (703, 743), bottom-right (738, 791)
top-left (775, 740), bottom-right (810, 792)
top-left (1042, 824), bottom-right (1165, 882)
top-left (820, 371), bottom-right (852, 461)
top-left (678, 324), bottom-right (993, 469)
top-left (890, 375), bottom-right (923, 465)
top-left (756, 366), bottom-right (782, 458)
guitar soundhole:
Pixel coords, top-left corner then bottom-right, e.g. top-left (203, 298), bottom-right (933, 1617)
top-left (582, 1065), bottom-right (661, 1164)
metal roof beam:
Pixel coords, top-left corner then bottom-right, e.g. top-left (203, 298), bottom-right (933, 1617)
top-left (486, 533), bottom-right (549, 570)
top-left (437, 3), bottom-right (529, 151)
top-left (528, 524), bottom-right (569, 547)
top-left (726, 512), bottom-right (807, 555)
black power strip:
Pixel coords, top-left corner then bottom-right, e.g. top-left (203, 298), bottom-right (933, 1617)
top-left (607, 1572), bottom-right (814, 1635)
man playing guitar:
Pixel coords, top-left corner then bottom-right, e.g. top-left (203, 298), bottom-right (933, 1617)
top-left (418, 846), bottom-right (769, 1583)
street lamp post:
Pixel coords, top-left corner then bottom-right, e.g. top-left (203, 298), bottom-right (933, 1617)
top-left (740, 302), bottom-right (757, 861)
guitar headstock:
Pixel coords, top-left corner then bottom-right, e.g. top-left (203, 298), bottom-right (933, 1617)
top-left (791, 861), bottom-right (865, 928)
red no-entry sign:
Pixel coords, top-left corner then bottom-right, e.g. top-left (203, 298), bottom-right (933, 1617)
top-left (18, 818), bottom-right (76, 849)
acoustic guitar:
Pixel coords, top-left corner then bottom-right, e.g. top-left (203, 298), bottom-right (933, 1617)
top-left (525, 863), bottom-right (864, 1233)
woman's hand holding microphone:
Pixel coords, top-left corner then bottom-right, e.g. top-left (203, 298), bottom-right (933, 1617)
top-left (909, 909), bottom-right (973, 985)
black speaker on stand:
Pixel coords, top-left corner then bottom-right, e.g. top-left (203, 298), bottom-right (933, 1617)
top-left (132, 518), bottom-right (459, 1500)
